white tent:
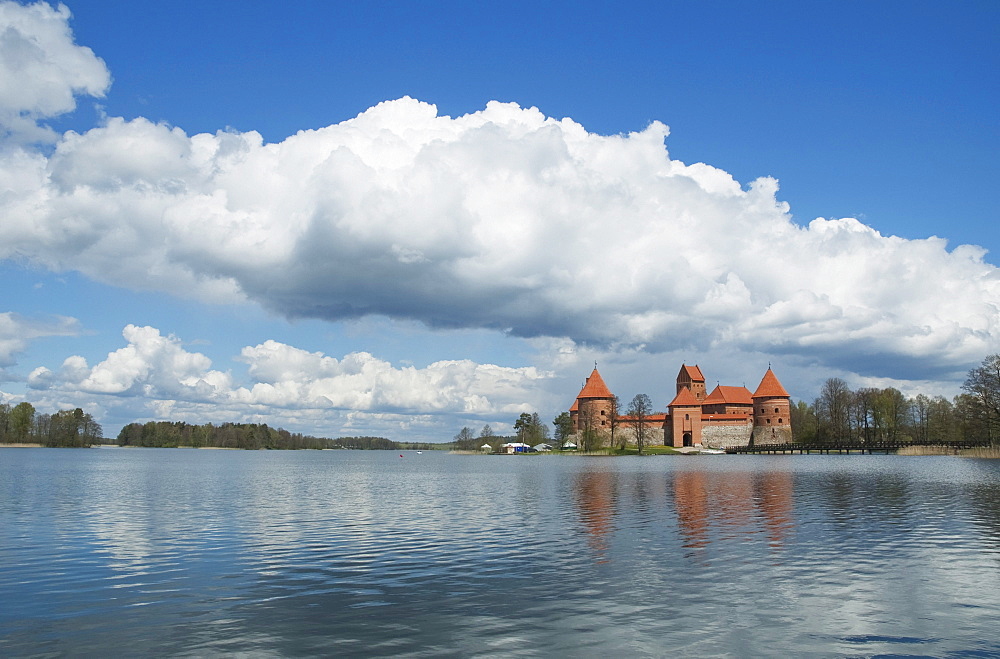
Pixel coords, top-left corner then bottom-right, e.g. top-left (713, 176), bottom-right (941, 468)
top-left (480, 443), bottom-right (493, 452)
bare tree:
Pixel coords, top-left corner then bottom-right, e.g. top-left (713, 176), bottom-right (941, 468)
top-left (962, 354), bottom-right (1000, 444)
top-left (626, 394), bottom-right (653, 454)
top-left (815, 378), bottom-right (852, 442)
top-left (608, 395), bottom-right (626, 450)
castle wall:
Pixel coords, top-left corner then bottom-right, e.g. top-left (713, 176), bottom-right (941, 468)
top-left (617, 426), bottom-right (667, 447)
top-left (701, 423), bottom-right (754, 449)
top-left (751, 425), bottom-right (794, 445)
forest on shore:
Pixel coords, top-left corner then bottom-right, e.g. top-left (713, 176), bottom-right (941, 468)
top-left (0, 403), bottom-right (428, 450)
top-left (115, 422), bottom-right (433, 450)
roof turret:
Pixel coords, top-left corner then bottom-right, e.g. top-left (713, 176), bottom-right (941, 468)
top-left (752, 368), bottom-right (790, 398)
top-left (576, 368), bottom-right (614, 400)
top-left (677, 363), bottom-right (705, 382)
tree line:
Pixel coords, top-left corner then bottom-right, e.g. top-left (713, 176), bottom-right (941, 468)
top-left (117, 422), bottom-right (429, 450)
top-left (0, 402), bottom-right (102, 447)
top-left (791, 354), bottom-right (1000, 445)
top-left (0, 401), bottom-right (424, 450)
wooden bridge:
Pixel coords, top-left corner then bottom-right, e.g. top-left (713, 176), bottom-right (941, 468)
top-left (724, 440), bottom-right (989, 455)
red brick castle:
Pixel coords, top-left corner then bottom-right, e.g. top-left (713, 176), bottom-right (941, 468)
top-left (569, 364), bottom-right (792, 449)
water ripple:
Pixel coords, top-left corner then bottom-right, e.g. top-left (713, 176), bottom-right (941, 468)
top-left (2, 450), bottom-right (1000, 656)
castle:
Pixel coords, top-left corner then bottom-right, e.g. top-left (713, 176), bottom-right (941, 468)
top-left (569, 364), bottom-right (792, 449)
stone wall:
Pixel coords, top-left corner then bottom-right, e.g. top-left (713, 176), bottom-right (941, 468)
top-left (750, 425), bottom-right (793, 445)
top-left (701, 424), bottom-right (753, 449)
top-left (586, 426), bottom-right (667, 448)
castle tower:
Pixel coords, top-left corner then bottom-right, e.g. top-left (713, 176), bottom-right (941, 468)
top-left (668, 386), bottom-right (703, 447)
top-left (572, 368), bottom-right (615, 433)
top-left (751, 368), bottom-right (792, 444)
top-left (676, 364), bottom-right (706, 402)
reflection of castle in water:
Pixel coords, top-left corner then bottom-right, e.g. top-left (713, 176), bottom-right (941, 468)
top-left (673, 470), bottom-right (794, 551)
top-left (573, 468), bottom-right (794, 559)
top-left (574, 470), bottom-right (617, 562)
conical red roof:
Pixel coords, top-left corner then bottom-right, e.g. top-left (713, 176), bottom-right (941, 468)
top-left (669, 386), bottom-right (701, 407)
top-left (752, 368), bottom-right (790, 398)
top-left (576, 368), bottom-right (614, 399)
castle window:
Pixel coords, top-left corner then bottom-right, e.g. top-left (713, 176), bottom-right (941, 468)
top-left (775, 407), bottom-right (780, 413)
top-left (767, 418), bottom-right (771, 424)
top-left (685, 413), bottom-right (690, 420)
top-left (778, 418), bottom-right (783, 424)
top-left (600, 410), bottom-right (606, 416)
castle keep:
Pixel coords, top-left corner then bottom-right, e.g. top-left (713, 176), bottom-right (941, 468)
top-left (569, 364), bottom-right (792, 449)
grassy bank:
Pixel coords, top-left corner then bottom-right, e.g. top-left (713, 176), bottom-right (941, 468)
top-left (571, 446), bottom-right (685, 456)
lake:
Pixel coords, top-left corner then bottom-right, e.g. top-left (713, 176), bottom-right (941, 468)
top-left (1, 448), bottom-right (999, 657)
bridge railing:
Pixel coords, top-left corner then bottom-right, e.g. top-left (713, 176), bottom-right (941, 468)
top-left (724, 440), bottom-right (991, 454)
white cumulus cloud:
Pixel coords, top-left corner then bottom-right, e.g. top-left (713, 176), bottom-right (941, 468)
top-left (0, 0), bottom-right (109, 142)
top-left (27, 325), bottom-right (551, 419)
top-left (3, 98), bottom-right (997, 379)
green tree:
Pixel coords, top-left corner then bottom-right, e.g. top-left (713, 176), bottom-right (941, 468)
top-left (955, 393), bottom-right (991, 444)
top-left (513, 412), bottom-right (532, 443)
top-left (873, 388), bottom-right (910, 442)
top-left (513, 412), bottom-right (549, 446)
top-left (10, 402), bottom-right (35, 443)
top-left (0, 402), bottom-right (10, 443)
top-left (553, 412), bottom-right (573, 447)
top-left (789, 399), bottom-right (818, 442)
top-left (927, 396), bottom-right (959, 442)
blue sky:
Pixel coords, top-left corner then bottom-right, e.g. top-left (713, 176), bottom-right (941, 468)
top-left (1, 0), bottom-right (997, 442)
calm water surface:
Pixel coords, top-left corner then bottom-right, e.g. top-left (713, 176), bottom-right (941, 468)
top-left (2, 448), bottom-right (999, 657)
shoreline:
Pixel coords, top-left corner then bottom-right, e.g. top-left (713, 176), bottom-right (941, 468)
top-left (897, 445), bottom-right (1000, 458)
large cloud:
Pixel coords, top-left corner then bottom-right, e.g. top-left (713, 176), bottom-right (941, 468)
top-left (1, 1), bottom-right (998, 383)
top-left (27, 325), bottom-right (550, 419)
top-left (5, 99), bottom-right (998, 378)
top-left (0, 0), bottom-right (109, 142)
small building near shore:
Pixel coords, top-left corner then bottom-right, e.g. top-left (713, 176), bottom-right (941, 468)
top-left (501, 442), bottom-right (533, 454)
